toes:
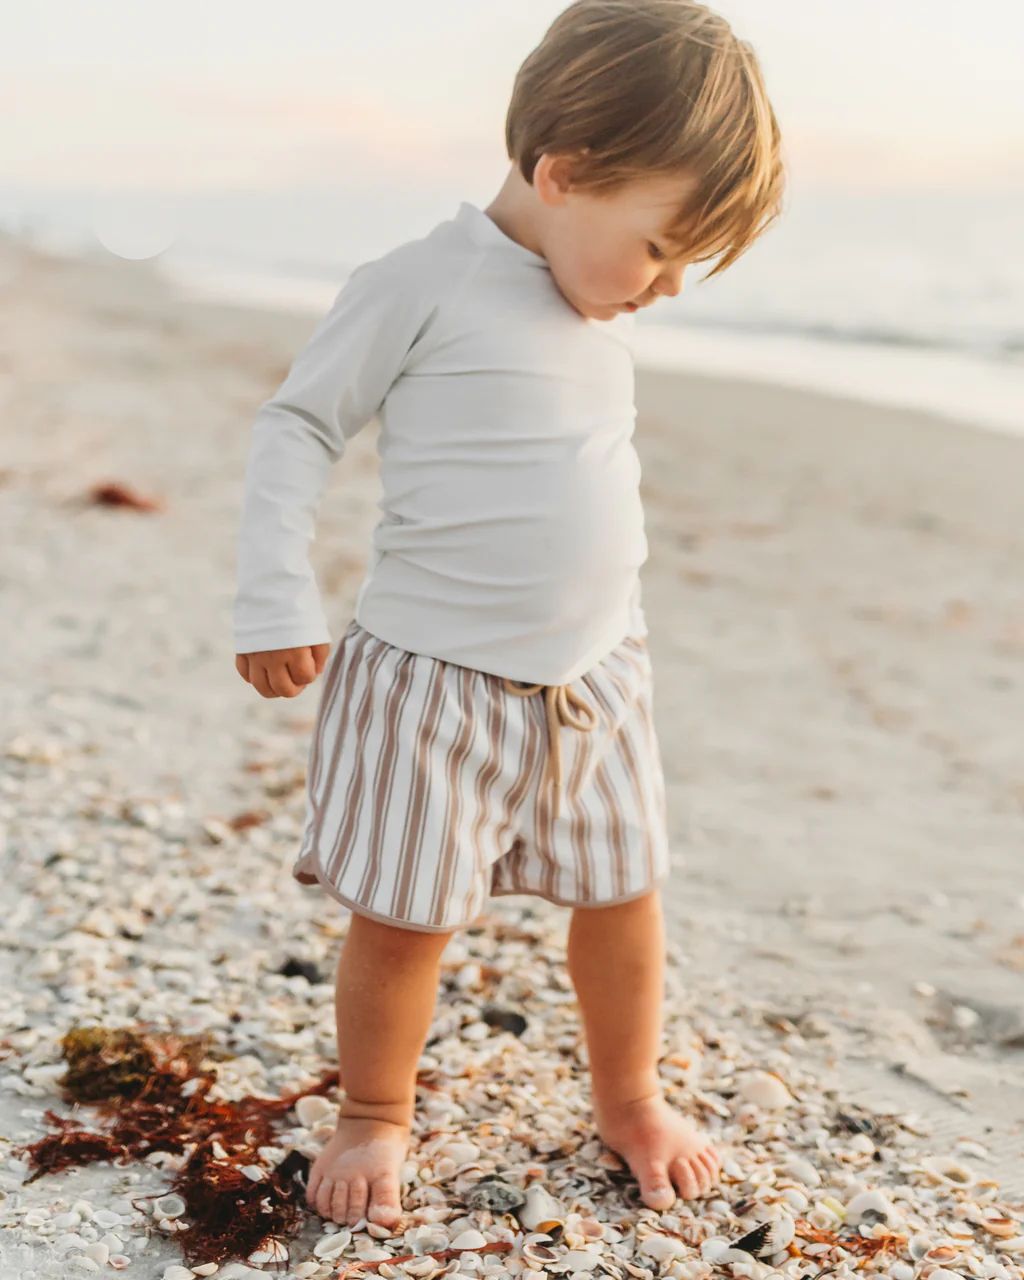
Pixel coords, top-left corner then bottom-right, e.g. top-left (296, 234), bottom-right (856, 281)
top-left (669, 1156), bottom-right (702, 1201)
top-left (640, 1162), bottom-right (676, 1210)
top-left (698, 1147), bottom-right (720, 1189)
top-left (318, 1177), bottom-right (341, 1222)
top-left (345, 1175), bottom-right (369, 1225)
top-left (368, 1173), bottom-right (403, 1227)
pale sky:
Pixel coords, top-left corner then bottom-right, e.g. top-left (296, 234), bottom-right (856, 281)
top-left (5, 0), bottom-right (1023, 194)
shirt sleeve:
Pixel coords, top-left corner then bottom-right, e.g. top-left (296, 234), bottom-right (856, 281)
top-left (232, 255), bottom-right (434, 655)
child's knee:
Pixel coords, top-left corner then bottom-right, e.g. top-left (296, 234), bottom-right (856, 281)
top-left (346, 909), bottom-right (457, 958)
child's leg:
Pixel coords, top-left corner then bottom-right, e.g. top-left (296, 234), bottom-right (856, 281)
top-left (306, 911), bottom-right (456, 1227)
top-left (567, 888), bottom-right (721, 1209)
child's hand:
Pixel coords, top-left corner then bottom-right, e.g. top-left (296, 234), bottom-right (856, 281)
top-left (235, 644), bottom-right (330, 698)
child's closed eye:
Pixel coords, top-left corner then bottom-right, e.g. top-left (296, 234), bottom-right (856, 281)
top-left (647, 242), bottom-right (666, 262)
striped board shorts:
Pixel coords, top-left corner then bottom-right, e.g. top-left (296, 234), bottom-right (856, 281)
top-left (291, 619), bottom-right (670, 933)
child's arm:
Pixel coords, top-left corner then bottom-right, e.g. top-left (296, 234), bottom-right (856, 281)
top-left (232, 251), bottom-right (434, 682)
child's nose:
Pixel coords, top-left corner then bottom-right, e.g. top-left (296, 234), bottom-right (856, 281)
top-left (657, 265), bottom-right (687, 298)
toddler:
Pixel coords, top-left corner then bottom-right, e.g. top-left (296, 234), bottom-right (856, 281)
top-left (233, 0), bottom-right (784, 1232)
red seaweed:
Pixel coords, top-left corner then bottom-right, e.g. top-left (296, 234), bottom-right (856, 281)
top-left (88, 480), bottom-right (164, 511)
top-left (12, 1022), bottom-right (341, 1271)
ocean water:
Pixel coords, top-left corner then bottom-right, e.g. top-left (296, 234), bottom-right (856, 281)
top-left (5, 180), bottom-right (1023, 436)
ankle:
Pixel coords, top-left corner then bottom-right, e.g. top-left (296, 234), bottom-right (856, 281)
top-left (339, 1093), bottom-right (414, 1128)
top-left (592, 1075), bottom-right (664, 1113)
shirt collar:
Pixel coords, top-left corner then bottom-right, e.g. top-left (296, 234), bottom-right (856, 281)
top-left (455, 201), bottom-right (550, 269)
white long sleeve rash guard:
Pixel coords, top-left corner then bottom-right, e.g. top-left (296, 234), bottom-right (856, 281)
top-left (232, 200), bottom-right (649, 687)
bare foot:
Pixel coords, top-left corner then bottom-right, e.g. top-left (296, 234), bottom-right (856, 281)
top-left (305, 1105), bottom-right (411, 1228)
top-left (594, 1091), bottom-right (722, 1211)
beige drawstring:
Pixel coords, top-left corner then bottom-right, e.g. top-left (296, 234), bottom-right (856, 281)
top-left (501, 678), bottom-right (599, 820)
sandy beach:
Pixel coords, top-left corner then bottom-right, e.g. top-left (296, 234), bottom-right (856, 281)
top-left (2, 232), bottom-right (1023, 1278)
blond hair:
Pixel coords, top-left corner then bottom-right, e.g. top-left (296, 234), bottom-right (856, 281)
top-left (505, 0), bottom-right (785, 279)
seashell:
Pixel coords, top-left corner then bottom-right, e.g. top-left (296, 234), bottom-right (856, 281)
top-left (450, 1229), bottom-right (488, 1251)
top-left (83, 1243), bottom-right (110, 1267)
top-left (719, 1248), bottom-right (760, 1266)
top-left (440, 1141), bottom-right (480, 1162)
top-left (981, 1218), bottom-right (1018, 1239)
top-left (523, 1242), bottom-right (560, 1267)
top-left (731, 1214), bottom-right (795, 1257)
top-left (925, 1246), bottom-right (962, 1263)
top-left (240, 1163), bottom-right (267, 1181)
top-left (379, 1265), bottom-right (399, 1279)
top-left (162, 1268), bottom-right (194, 1280)
top-left (820, 1196), bottom-right (847, 1219)
top-left (517, 1182), bottom-right (566, 1231)
top-left (109, 1258), bottom-right (132, 1272)
top-left (997, 1237), bottom-right (1024, 1254)
top-left (928, 1271), bottom-right (966, 1280)
top-left (314, 1232), bottom-right (352, 1259)
top-left (295, 1094), bottom-right (337, 1127)
top-left (953, 1139), bottom-right (989, 1160)
top-left (248, 1237), bottom-right (289, 1265)
top-left (945, 1226), bottom-right (975, 1242)
top-left (781, 1187), bottom-right (809, 1213)
top-left (409, 1226), bottom-right (450, 1255)
top-left (909, 1232), bottom-right (932, 1260)
top-left (402, 1259), bottom-right (442, 1277)
top-left (153, 1194), bottom-right (186, 1220)
top-left (311, 1119), bottom-right (337, 1145)
top-left (888, 1264), bottom-right (914, 1280)
top-left (845, 1190), bottom-right (897, 1226)
top-left (638, 1234), bottom-right (688, 1263)
top-left (551, 1249), bottom-right (602, 1272)
top-left (782, 1156), bottom-right (821, 1188)
top-left (91, 1209), bottom-right (123, 1229)
top-left (700, 1239), bottom-right (733, 1264)
top-left (737, 1070), bottom-right (793, 1110)
top-left (466, 1177), bottom-right (527, 1213)
top-left (918, 1157), bottom-right (975, 1187)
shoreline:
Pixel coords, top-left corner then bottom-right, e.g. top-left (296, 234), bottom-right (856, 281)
top-left (156, 246), bottom-right (1024, 440)
top-left (6, 224), bottom-right (1023, 439)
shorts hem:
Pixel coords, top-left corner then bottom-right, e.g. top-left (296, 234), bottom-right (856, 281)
top-left (292, 856), bottom-right (482, 934)
top-left (488, 872), bottom-right (669, 910)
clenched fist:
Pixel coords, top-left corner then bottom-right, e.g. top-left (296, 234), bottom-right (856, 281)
top-left (235, 644), bottom-right (330, 698)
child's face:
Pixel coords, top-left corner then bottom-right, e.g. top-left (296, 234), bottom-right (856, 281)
top-left (540, 165), bottom-right (701, 322)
